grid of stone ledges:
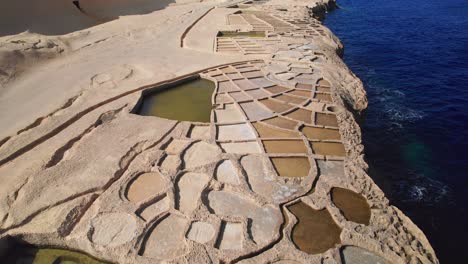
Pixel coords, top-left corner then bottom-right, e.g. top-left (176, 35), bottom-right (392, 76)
top-left (235, 12), bottom-right (274, 31)
top-left (256, 5), bottom-right (329, 39)
top-left (199, 61), bottom-right (373, 263)
top-left (202, 61), bottom-right (346, 171)
top-left (217, 9), bottom-right (302, 55)
top-left (217, 7), bottom-right (329, 56)
top-left (216, 36), bottom-right (279, 54)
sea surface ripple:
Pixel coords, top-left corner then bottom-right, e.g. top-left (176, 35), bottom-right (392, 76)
top-left (324, 0), bottom-right (468, 262)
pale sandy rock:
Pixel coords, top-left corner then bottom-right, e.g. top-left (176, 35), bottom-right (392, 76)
top-left (276, 72), bottom-right (297, 81)
top-left (246, 89), bottom-right (269, 99)
top-left (177, 172), bottom-right (210, 214)
top-left (0, 0), bottom-right (438, 263)
top-left (10, 194), bottom-right (95, 236)
top-left (186, 221), bottom-right (216, 244)
top-left (305, 101), bottom-right (326, 111)
top-left (2, 114), bottom-right (175, 229)
top-left (275, 50), bottom-right (304, 59)
top-left (90, 65), bottom-right (134, 89)
top-left (218, 222), bottom-right (243, 250)
top-left (165, 139), bottom-right (191, 155)
top-left (265, 64), bottom-right (290, 74)
top-left (142, 214), bottom-right (188, 259)
top-left (220, 142), bottom-right (262, 154)
top-left (161, 154), bottom-right (181, 173)
top-left (341, 246), bottom-right (389, 264)
top-left (183, 141), bottom-right (222, 169)
top-left (0, 33), bottom-right (67, 86)
top-left (215, 104), bottom-right (246, 123)
top-left (215, 93), bottom-right (233, 104)
top-left (317, 160), bottom-right (345, 177)
top-left (240, 101), bottom-right (274, 120)
top-left (249, 77), bottom-right (275, 88)
top-left (208, 190), bottom-right (281, 245)
top-left (216, 160), bottom-right (240, 185)
top-left (139, 196), bottom-right (170, 221)
top-left (272, 261), bottom-right (303, 264)
top-left (241, 155), bottom-right (301, 203)
top-left (233, 79), bottom-right (259, 90)
top-left (189, 125), bottom-right (211, 140)
top-left (126, 172), bottom-right (166, 203)
top-left (229, 91), bottom-right (251, 101)
top-left (90, 213), bottom-right (137, 247)
top-left (217, 123), bottom-right (256, 140)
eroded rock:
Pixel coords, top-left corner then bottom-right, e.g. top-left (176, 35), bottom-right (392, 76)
top-left (90, 213), bottom-right (137, 247)
top-left (142, 214), bottom-right (188, 259)
top-left (183, 142), bottom-right (221, 169)
top-left (177, 172), bottom-right (210, 214)
top-left (241, 155), bottom-right (301, 203)
top-left (208, 190), bottom-right (281, 245)
top-left (139, 196), bottom-right (170, 221)
top-left (186, 221), bottom-right (216, 244)
top-left (340, 246), bottom-right (389, 264)
top-left (216, 160), bottom-right (240, 185)
top-left (126, 172), bottom-right (165, 203)
top-left (218, 221), bottom-right (243, 250)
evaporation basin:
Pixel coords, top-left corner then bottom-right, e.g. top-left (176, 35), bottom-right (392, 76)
top-left (137, 78), bottom-right (215, 122)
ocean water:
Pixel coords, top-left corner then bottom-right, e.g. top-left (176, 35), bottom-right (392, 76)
top-left (324, 0), bottom-right (468, 262)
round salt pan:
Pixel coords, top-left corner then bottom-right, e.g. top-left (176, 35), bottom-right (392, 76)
top-left (126, 172), bottom-right (165, 203)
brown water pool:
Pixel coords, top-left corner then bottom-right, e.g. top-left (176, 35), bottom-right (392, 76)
top-left (271, 157), bottom-right (310, 177)
top-left (288, 201), bottom-right (341, 254)
top-left (301, 126), bottom-right (341, 140)
top-left (262, 140), bottom-right (308, 154)
top-left (331, 187), bottom-right (371, 225)
top-left (253, 122), bottom-right (300, 138)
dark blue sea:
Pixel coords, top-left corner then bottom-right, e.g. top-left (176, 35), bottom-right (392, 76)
top-left (324, 0), bottom-right (468, 262)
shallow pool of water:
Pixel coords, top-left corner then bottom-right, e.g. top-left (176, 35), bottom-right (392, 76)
top-left (331, 187), bottom-right (371, 225)
top-left (3, 246), bottom-right (108, 264)
top-left (218, 31), bottom-right (266, 38)
top-left (271, 157), bottom-right (310, 177)
top-left (288, 201), bottom-right (341, 254)
top-left (137, 78), bottom-right (215, 123)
